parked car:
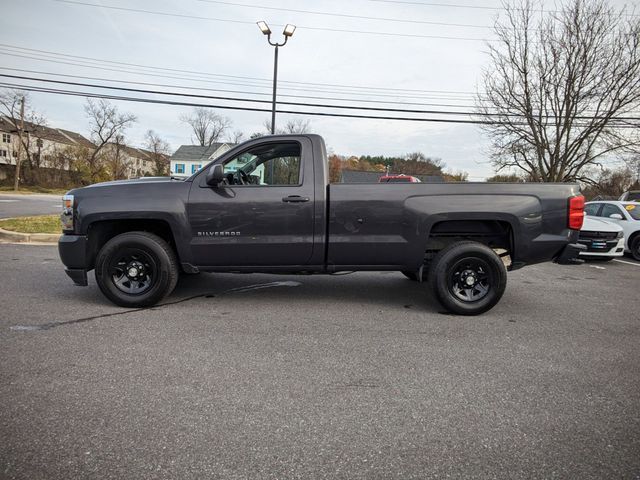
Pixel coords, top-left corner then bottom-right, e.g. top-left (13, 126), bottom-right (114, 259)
top-left (58, 134), bottom-right (585, 316)
top-left (577, 216), bottom-right (625, 261)
top-left (619, 191), bottom-right (640, 202)
top-left (378, 174), bottom-right (421, 183)
top-left (585, 201), bottom-right (640, 260)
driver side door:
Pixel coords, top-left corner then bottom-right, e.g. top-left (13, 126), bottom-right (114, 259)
top-left (187, 139), bottom-right (316, 267)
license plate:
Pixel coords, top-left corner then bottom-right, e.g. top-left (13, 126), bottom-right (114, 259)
top-left (592, 242), bottom-right (607, 249)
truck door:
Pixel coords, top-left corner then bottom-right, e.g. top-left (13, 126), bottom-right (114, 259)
top-left (187, 139), bottom-right (315, 267)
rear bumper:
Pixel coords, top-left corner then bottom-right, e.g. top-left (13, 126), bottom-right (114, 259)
top-left (555, 242), bottom-right (587, 264)
top-left (58, 234), bottom-right (89, 286)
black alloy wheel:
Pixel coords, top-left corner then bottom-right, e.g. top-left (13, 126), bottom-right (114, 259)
top-left (428, 241), bottom-right (507, 316)
top-left (95, 232), bottom-right (179, 308)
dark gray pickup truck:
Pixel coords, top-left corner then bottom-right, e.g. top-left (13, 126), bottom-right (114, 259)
top-left (59, 134), bottom-right (585, 315)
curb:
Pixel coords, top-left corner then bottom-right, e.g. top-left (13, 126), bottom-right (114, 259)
top-left (0, 226), bottom-right (60, 244)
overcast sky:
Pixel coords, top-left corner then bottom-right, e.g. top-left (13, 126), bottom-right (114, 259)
top-left (0, 0), bottom-right (634, 179)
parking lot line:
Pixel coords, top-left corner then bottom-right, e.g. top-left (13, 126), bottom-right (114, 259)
top-left (613, 259), bottom-right (640, 267)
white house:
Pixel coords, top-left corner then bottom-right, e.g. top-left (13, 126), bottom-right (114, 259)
top-left (169, 143), bottom-right (235, 177)
top-left (0, 115), bottom-right (94, 169)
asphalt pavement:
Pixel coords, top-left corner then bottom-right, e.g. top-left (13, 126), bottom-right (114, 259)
top-left (0, 244), bottom-right (639, 479)
top-left (0, 193), bottom-right (62, 218)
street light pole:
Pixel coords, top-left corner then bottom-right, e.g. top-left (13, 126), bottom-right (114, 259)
top-left (257, 21), bottom-right (296, 135)
top-left (271, 44), bottom-right (278, 134)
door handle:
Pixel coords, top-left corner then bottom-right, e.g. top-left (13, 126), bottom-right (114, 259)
top-left (282, 195), bottom-right (310, 203)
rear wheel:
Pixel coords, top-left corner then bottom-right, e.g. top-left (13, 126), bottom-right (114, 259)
top-left (95, 232), bottom-right (179, 308)
top-left (428, 241), bottom-right (507, 316)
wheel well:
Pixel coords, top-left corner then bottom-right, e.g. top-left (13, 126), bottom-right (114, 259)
top-left (425, 220), bottom-right (513, 263)
top-left (86, 219), bottom-right (178, 270)
top-left (629, 230), bottom-right (640, 246)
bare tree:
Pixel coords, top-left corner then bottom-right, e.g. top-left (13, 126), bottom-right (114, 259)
top-left (0, 89), bottom-right (47, 190)
top-left (145, 130), bottom-right (171, 176)
top-left (227, 130), bottom-right (245, 144)
top-left (102, 134), bottom-right (131, 180)
top-left (263, 118), bottom-right (311, 135)
top-left (180, 108), bottom-right (231, 146)
top-left (478, 0), bottom-right (640, 182)
top-left (84, 98), bottom-right (136, 183)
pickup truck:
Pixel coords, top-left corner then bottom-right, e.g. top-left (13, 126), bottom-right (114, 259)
top-left (58, 134), bottom-right (585, 315)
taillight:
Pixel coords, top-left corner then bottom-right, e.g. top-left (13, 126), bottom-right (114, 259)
top-left (568, 195), bottom-right (585, 230)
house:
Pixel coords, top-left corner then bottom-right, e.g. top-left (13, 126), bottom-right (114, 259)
top-left (170, 143), bottom-right (235, 177)
top-left (102, 143), bottom-right (160, 178)
top-left (0, 115), bottom-right (94, 169)
top-left (340, 170), bottom-right (445, 183)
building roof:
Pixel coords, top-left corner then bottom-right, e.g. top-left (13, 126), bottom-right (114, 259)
top-left (0, 115), bottom-right (94, 148)
top-left (340, 170), bottom-right (445, 183)
top-left (170, 143), bottom-right (234, 163)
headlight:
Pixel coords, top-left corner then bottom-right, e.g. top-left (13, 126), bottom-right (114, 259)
top-left (61, 194), bottom-right (74, 231)
top-left (616, 230), bottom-right (624, 239)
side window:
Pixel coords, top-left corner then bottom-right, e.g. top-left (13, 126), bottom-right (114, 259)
top-left (222, 142), bottom-right (301, 186)
top-left (584, 203), bottom-right (600, 216)
top-left (601, 204), bottom-right (624, 219)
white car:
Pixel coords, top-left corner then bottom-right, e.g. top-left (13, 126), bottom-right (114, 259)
top-left (577, 216), bottom-right (625, 260)
top-left (585, 201), bottom-right (640, 260)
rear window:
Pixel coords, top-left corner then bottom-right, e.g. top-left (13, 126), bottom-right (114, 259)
top-left (625, 192), bottom-right (640, 201)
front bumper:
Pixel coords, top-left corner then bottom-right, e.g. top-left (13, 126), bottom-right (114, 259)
top-left (58, 234), bottom-right (89, 286)
top-left (577, 237), bottom-right (625, 257)
top-left (555, 242), bottom-right (587, 264)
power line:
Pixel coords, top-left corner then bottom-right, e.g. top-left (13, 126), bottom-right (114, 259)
top-left (0, 73), bottom-right (497, 117)
top-left (0, 67), bottom-right (483, 109)
top-left (0, 43), bottom-right (482, 96)
top-left (3, 74), bottom-right (638, 124)
top-left (0, 50), bottom-right (482, 101)
top-left (0, 81), bottom-right (504, 125)
top-left (195, 0), bottom-right (492, 29)
top-left (367, 0), bottom-right (640, 16)
top-left (53, 0), bottom-right (492, 42)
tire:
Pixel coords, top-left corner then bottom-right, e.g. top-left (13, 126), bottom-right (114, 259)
top-left (428, 241), bottom-right (507, 316)
top-left (631, 236), bottom-right (640, 261)
top-left (95, 232), bottom-right (179, 308)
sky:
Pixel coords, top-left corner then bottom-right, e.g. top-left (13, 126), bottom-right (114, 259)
top-left (0, 0), bottom-right (634, 180)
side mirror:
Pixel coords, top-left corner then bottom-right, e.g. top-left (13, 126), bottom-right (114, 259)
top-left (609, 213), bottom-right (624, 220)
top-left (206, 164), bottom-right (224, 187)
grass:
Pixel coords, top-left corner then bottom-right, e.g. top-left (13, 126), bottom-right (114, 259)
top-left (0, 186), bottom-right (69, 195)
top-left (0, 215), bottom-right (61, 234)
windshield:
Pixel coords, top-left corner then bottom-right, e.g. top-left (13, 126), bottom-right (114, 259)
top-left (624, 203), bottom-right (640, 220)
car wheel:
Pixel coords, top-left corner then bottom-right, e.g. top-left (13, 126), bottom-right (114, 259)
top-left (631, 236), bottom-right (640, 261)
top-left (428, 241), bottom-right (507, 316)
top-left (95, 232), bottom-right (179, 308)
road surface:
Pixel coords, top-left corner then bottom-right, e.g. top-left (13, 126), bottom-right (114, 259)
top-left (1, 244), bottom-right (639, 479)
top-left (0, 193), bottom-right (62, 218)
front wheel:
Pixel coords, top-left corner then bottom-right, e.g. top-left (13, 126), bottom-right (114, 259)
top-left (95, 232), bottom-right (179, 308)
top-left (428, 241), bottom-right (507, 316)
top-left (630, 236), bottom-right (640, 261)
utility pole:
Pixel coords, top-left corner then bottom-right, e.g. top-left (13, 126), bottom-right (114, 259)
top-left (13, 96), bottom-right (25, 192)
